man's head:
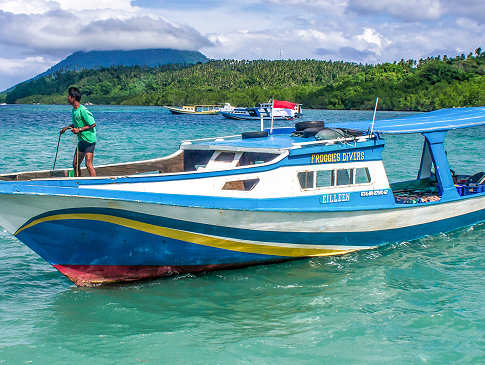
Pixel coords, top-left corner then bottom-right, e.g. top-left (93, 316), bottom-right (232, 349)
top-left (67, 87), bottom-right (81, 105)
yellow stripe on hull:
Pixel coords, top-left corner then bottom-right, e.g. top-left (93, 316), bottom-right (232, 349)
top-left (15, 213), bottom-right (357, 257)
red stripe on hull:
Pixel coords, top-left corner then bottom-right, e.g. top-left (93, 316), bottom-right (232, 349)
top-left (53, 261), bottom-right (289, 287)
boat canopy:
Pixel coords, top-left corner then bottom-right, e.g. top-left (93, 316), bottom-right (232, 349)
top-left (181, 132), bottom-right (302, 153)
top-left (328, 107), bottom-right (485, 134)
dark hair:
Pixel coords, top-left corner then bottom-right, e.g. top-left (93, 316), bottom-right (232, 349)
top-left (68, 87), bottom-right (81, 102)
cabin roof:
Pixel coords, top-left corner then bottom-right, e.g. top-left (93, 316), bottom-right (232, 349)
top-left (181, 131), bottom-right (306, 153)
top-left (327, 107), bottom-right (485, 134)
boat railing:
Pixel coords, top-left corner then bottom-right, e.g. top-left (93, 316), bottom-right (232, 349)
top-left (181, 134), bottom-right (242, 145)
top-left (290, 135), bottom-right (370, 148)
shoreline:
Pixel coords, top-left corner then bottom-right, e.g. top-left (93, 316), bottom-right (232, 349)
top-left (0, 102), bottom-right (439, 113)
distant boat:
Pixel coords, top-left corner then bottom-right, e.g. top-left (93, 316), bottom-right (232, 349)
top-left (219, 103), bottom-right (235, 113)
top-left (220, 100), bottom-right (302, 120)
top-left (166, 105), bottom-right (222, 115)
top-left (0, 103), bottom-right (7, 106)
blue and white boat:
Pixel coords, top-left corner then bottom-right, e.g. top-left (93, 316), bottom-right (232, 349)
top-left (0, 107), bottom-right (484, 286)
top-left (220, 101), bottom-right (303, 120)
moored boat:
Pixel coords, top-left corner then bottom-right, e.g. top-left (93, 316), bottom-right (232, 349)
top-left (166, 105), bottom-right (222, 115)
top-left (220, 100), bottom-right (302, 120)
top-left (0, 107), bottom-right (484, 286)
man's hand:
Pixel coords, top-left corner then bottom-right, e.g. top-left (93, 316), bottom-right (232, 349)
top-left (72, 128), bottom-right (80, 134)
top-left (60, 126), bottom-right (72, 135)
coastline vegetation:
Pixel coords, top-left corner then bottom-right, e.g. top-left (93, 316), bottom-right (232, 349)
top-left (3, 49), bottom-right (484, 111)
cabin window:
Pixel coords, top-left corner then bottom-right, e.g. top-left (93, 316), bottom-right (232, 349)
top-left (184, 150), bottom-right (213, 171)
top-left (222, 178), bottom-right (260, 191)
top-left (298, 167), bottom-right (372, 190)
top-left (355, 168), bottom-right (371, 184)
top-left (239, 152), bottom-right (279, 166)
top-left (215, 152), bottom-right (236, 162)
top-left (316, 170), bottom-right (334, 187)
top-left (336, 169), bottom-right (352, 186)
top-left (298, 171), bottom-right (314, 189)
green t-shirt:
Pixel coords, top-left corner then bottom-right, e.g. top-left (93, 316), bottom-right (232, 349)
top-left (72, 105), bottom-right (96, 143)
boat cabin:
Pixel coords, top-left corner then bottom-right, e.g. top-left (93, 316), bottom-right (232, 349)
top-left (1, 107), bottom-right (484, 210)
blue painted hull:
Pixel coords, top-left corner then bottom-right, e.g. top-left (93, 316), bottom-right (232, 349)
top-left (11, 202), bottom-right (485, 286)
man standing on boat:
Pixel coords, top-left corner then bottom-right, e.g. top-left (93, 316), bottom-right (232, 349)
top-left (60, 87), bottom-right (97, 177)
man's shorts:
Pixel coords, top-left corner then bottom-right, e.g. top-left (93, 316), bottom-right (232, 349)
top-left (78, 140), bottom-right (96, 153)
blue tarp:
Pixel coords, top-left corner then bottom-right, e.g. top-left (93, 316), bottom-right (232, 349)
top-left (327, 107), bottom-right (485, 134)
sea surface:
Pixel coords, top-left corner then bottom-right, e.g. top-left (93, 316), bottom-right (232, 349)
top-left (0, 104), bottom-right (484, 364)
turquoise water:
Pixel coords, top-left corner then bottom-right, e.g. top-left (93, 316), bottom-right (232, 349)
top-left (0, 105), bottom-right (484, 364)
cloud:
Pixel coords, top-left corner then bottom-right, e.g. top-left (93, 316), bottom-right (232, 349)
top-left (0, 55), bottom-right (56, 90)
top-left (0, 1), bottom-right (213, 89)
top-left (282, 15), bottom-right (315, 28)
top-left (0, 56), bottom-right (52, 75)
top-left (0, 0), bottom-right (133, 13)
top-left (205, 26), bottom-right (384, 63)
top-left (0, 0), bottom-right (483, 91)
top-left (132, 0), bottom-right (224, 10)
top-left (347, 0), bottom-right (444, 21)
top-left (0, 10), bottom-right (212, 54)
top-left (356, 28), bottom-right (390, 49)
top-left (315, 47), bottom-right (376, 61)
top-left (338, 46), bottom-right (376, 60)
top-left (442, 0), bottom-right (485, 24)
top-left (265, 0), bottom-right (347, 14)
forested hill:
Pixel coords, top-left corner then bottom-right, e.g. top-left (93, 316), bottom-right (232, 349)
top-left (40, 49), bottom-right (208, 75)
top-left (2, 50), bottom-right (484, 111)
top-left (2, 48), bottom-right (209, 93)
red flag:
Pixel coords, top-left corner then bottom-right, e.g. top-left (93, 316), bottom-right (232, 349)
top-left (273, 99), bottom-right (297, 109)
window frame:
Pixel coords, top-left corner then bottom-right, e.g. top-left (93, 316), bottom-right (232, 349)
top-left (354, 167), bottom-right (372, 185)
top-left (298, 167), bottom-right (372, 191)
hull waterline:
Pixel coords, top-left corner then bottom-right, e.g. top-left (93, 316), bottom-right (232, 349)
top-left (53, 261), bottom-right (291, 287)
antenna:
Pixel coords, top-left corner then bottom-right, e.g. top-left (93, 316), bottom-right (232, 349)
top-left (370, 97), bottom-right (379, 136)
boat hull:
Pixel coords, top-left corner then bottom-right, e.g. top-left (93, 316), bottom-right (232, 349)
top-left (53, 262), bottom-right (289, 287)
top-left (220, 111), bottom-right (295, 120)
top-left (1, 192), bottom-right (485, 286)
top-left (167, 107), bottom-right (219, 115)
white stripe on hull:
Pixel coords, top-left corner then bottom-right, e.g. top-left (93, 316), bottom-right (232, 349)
top-left (0, 193), bottom-right (484, 237)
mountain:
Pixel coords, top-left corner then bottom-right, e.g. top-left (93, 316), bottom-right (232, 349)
top-left (40, 49), bottom-right (208, 76)
top-left (1, 48), bottom-right (208, 93)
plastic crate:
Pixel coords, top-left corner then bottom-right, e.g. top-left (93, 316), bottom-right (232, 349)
top-left (457, 184), bottom-right (485, 196)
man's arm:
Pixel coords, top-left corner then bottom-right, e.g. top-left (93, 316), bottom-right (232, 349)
top-left (72, 107), bottom-right (96, 134)
top-left (73, 122), bottom-right (96, 134)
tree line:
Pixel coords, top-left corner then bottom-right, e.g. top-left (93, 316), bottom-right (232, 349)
top-left (2, 49), bottom-right (484, 111)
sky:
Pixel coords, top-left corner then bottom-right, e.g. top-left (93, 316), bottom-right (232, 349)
top-left (0, 0), bottom-right (483, 90)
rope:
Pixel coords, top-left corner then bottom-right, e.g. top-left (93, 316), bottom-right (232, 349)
top-left (74, 132), bottom-right (79, 177)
